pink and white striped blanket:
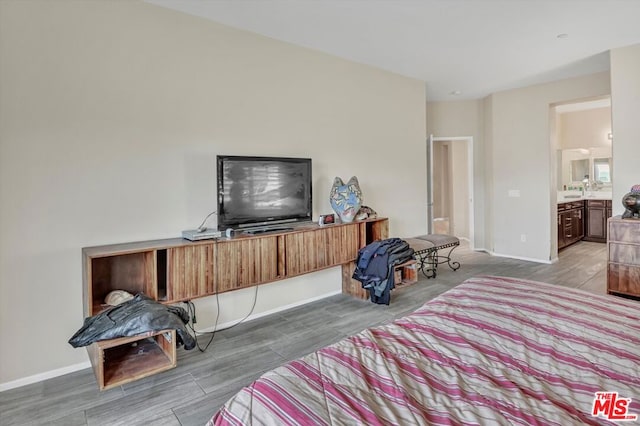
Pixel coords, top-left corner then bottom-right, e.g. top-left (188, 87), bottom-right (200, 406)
top-left (208, 276), bottom-right (640, 425)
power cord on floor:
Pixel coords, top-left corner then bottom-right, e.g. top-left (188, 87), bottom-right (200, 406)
top-left (185, 281), bottom-right (259, 352)
top-left (185, 299), bottom-right (218, 352)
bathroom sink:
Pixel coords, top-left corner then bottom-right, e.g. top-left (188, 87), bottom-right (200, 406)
top-left (563, 195), bottom-right (582, 199)
top-left (584, 191), bottom-right (613, 200)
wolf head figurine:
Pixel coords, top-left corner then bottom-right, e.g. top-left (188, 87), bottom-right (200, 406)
top-left (329, 176), bottom-right (363, 223)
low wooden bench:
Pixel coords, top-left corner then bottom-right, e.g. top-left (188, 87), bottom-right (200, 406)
top-left (404, 234), bottom-right (461, 278)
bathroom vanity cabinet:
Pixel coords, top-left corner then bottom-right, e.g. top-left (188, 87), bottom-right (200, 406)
top-left (557, 201), bottom-right (584, 250)
top-left (558, 198), bottom-right (612, 249)
top-left (584, 199), bottom-right (613, 243)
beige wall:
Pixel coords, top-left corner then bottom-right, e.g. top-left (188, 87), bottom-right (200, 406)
top-left (610, 43), bottom-right (640, 214)
top-left (0, 1), bottom-right (427, 386)
top-left (432, 143), bottom-right (450, 219)
top-left (427, 100), bottom-right (484, 137)
top-left (558, 107), bottom-right (612, 150)
top-left (487, 72), bottom-right (611, 261)
top-left (429, 75), bottom-right (612, 258)
top-left (556, 106), bottom-right (612, 190)
top-left (450, 141), bottom-right (470, 239)
top-left (482, 96), bottom-right (495, 252)
top-left (428, 61), bottom-right (638, 262)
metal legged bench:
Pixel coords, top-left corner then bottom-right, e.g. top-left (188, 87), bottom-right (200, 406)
top-left (405, 234), bottom-right (461, 278)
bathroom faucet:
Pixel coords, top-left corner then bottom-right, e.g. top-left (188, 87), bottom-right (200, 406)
top-left (582, 175), bottom-right (591, 195)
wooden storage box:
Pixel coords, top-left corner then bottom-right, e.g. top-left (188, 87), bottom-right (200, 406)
top-left (87, 329), bottom-right (176, 391)
top-left (394, 259), bottom-right (418, 287)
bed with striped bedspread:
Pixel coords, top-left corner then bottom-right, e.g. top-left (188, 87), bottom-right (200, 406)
top-left (208, 276), bottom-right (640, 425)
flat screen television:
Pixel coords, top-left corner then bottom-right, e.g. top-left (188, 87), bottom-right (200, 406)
top-left (217, 155), bottom-right (313, 231)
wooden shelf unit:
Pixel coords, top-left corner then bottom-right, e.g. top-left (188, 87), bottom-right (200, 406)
top-left (607, 216), bottom-right (640, 298)
top-left (82, 218), bottom-right (389, 388)
top-left (86, 330), bottom-right (176, 391)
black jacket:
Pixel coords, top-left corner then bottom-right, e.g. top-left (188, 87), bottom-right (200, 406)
top-left (69, 294), bottom-right (195, 350)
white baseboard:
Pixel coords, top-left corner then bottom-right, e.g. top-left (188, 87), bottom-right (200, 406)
top-left (471, 248), bottom-right (554, 265)
top-left (0, 290), bottom-right (344, 392)
top-left (457, 237), bottom-right (472, 250)
top-left (0, 360), bottom-right (91, 392)
top-left (490, 251), bottom-right (553, 264)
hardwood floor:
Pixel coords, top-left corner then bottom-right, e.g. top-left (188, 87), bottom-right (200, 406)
top-left (0, 240), bottom-right (609, 426)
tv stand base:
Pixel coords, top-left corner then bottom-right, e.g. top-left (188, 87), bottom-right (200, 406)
top-left (243, 227), bottom-right (294, 235)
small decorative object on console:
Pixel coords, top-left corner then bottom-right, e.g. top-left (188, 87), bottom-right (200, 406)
top-left (621, 184), bottom-right (640, 219)
top-left (318, 213), bottom-right (335, 226)
top-left (329, 176), bottom-right (362, 223)
top-left (105, 290), bottom-right (134, 306)
top-left (355, 205), bottom-right (377, 221)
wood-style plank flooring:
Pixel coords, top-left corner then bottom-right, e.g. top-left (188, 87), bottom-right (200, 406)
top-left (0, 240), bottom-right (609, 426)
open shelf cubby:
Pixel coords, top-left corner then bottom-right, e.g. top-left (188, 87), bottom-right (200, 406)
top-left (88, 330), bottom-right (176, 391)
top-left (89, 251), bottom-right (157, 316)
top-left (393, 259), bottom-right (418, 287)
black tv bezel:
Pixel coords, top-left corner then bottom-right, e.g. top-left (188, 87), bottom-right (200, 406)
top-left (216, 155), bottom-right (313, 230)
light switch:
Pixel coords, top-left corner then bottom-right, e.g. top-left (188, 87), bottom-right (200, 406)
top-left (508, 189), bottom-right (521, 197)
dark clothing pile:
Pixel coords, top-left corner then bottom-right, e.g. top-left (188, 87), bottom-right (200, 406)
top-left (69, 294), bottom-right (195, 350)
top-left (352, 238), bottom-right (415, 305)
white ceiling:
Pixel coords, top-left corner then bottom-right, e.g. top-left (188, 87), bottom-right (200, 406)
top-left (147, 0), bottom-right (640, 101)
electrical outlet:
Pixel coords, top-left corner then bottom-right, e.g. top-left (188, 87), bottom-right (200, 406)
top-left (520, 234), bottom-right (527, 242)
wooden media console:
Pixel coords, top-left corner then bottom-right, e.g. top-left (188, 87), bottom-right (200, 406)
top-left (82, 218), bottom-right (388, 388)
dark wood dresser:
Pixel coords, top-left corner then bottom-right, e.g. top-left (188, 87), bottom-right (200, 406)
top-left (607, 216), bottom-right (640, 298)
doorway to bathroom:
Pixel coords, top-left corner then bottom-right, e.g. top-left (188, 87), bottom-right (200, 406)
top-left (551, 96), bottom-right (612, 260)
top-left (426, 136), bottom-right (474, 247)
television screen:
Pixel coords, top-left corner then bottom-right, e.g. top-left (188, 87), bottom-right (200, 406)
top-left (217, 156), bottom-right (312, 230)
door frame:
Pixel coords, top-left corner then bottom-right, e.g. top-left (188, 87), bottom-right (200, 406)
top-left (427, 135), bottom-right (475, 249)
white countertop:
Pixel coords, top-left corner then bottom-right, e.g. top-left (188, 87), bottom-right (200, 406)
top-left (557, 191), bottom-right (612, 203)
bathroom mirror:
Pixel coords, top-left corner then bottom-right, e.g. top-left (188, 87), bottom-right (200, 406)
top-left (593, 158), bottom-right (611, 183)
top-left (570, 159), bottom-right (589, 182)
top-left (559, 148), bottom-right (612, 190)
